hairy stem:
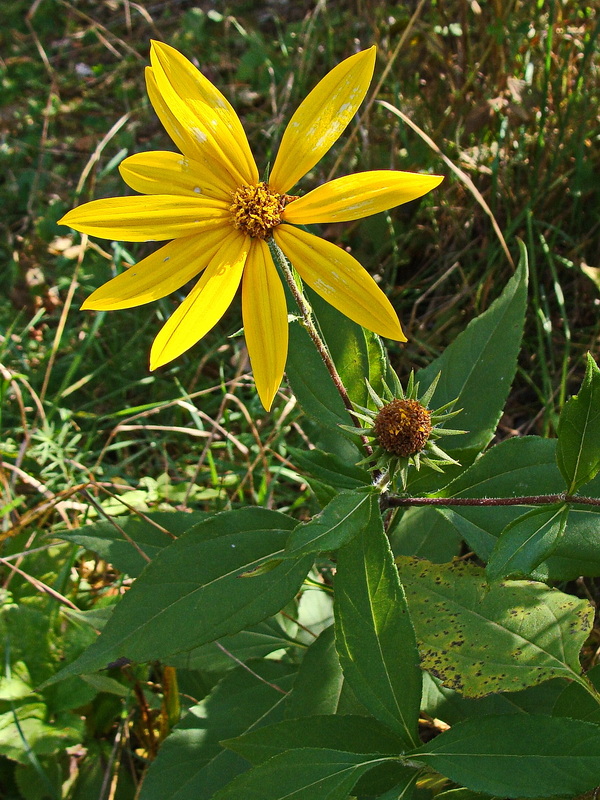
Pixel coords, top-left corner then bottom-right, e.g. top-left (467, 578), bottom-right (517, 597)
top-left (387, 493), bottom-right (600, 507)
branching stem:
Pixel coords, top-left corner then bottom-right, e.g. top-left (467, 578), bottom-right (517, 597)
top-left (387, 493), bottom-right (600, 507)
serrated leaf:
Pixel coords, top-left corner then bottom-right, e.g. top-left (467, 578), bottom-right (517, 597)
top-left (309, 289), bottom-right (373, 408)
top-left (59, 511), bottom-right (207, 577)
top-left (486, 503), bottom-right (569, 580)
top-left (552, 663), bottom-right (600, 725)
top-left (170, 618), bottom-right (298, 673)
top-left (437, 436), bottom-right (562, 504)
top-left (284, 625), bottom-right (371, 719)
top-left (417, 240), bottom-right (528, 455)
top-left (287, 447), bottom-right (369, 492)
top-left (430, 435), bottom-right (561, 558)
top-left (374, 771), bottom-right (420, 800)
top-left (335, 515), bottom-right (422, 748)
top-left (224, 715), bottom-right (405, 765)
top-left (285, 625), bottom-right (344, 718)
top-left (425, 435), bottom-right (600, 580)
top-left (286, 318), bottom-right (355, 438)
top-left (47, 509), bottom-right (312, 681)
top-left (389, 506), bottom-right (462, 563)
top-left (285, 490), bottom-right (375, 557)
top-left (396, 556), bottom-right (593, 697)
top-left (434, 790), bottom-right (492, 800)
top-left (408, 714), bottom-right (600, 798)
top-left (421, 671), bottom-right (566, 726)
top-left (138, 662), bottom-right (296, 800)
top-left (212, 747), bottom-right (394, 800)
top-left (557, 353), bottom-right (600, 492)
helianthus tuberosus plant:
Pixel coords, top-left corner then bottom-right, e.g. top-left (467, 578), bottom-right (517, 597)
top-left (52, 42), bottom-right (600, 800)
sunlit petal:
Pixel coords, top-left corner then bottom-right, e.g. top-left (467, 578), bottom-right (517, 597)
top-left (150, 232), bottom-right (251, 369)
top-left (269, 47), bottom-right (376, 194)
top-left (119, 151), bottom-right (234, 201)
top-left (283, 170), bottom-right (444, 224)
top-left (82, 228), bottom-right (234, 310)
top-left (242, 239), bottom-right (288, 411)
top-left (274, 224), bottom-right (405, 341)
top-left (145, 67), bottom-right (237, 191)
top-left (59, 196), bottom-right (230, 242)
top-left (149, 41), bottom-right (258, 187)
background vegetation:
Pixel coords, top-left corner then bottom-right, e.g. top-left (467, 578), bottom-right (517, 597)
top-left (1, 0), bottom-right (599, 797)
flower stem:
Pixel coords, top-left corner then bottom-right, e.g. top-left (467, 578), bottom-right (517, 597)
top-left (269, 239), bottom-right (373, 458)
top-left (387, 493), bottom-right (600, 507)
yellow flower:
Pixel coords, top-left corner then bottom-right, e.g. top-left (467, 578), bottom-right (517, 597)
top-left (59, 41), bottom-right (443, 410)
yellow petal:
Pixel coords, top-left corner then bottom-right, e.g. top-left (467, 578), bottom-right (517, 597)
top-left (119, 151), bottom-right (234, 201)
top-left (146, 67), bottom-right (235, 189)
top-left (149, 41), bottom-right (258, 187)
top-left (58, 196), bottom-right (231, 242)
top-left (242, 239), bottom-right (288, 411)
top-left (269, 47), bottom-right (376, 194)
top-left (150, 232), bottom-right (251, 369)
top-left (274, 225), bottom-right (405, 341)
top-left (283, 170), bottom-right (444, 224)
top-left (82, 228), bottom-right (232, 310)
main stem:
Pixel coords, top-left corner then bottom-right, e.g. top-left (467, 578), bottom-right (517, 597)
top-left (269, 239), bottom-right (373, 458)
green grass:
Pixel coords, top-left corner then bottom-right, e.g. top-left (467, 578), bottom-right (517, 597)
top-left (1, 0), bottom-right (599, 796)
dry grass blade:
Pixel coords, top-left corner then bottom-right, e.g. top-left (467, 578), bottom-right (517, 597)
top-left (378, 99), bottom-right (514, 270)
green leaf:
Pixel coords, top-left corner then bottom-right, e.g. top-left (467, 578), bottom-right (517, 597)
top-left (557, 353), bottom-right (600, 492)
top-left (486, 503), bottom-right (569, 580)
top-left (224, 715), bottom-right (406, 764)
top-left (374, 771), bottom-right (420, 800)
top-left (422, 671), bottom-right (567, 726)
top-left (0, 606), bottom-right (53, 686)
top-left (285, 625), bottom-right (344, 718)
top-left (47, 508), bottom-right (312, 681)
top-left (228, 722), bottom-right (414, 800)
top-left (552, 663), bottom-right (600, 725)
top-left (15, 760), bottom-right (62, 800)
top-left (408, 714), bottom-right (600, 798)
top-left (0, 703), bottom-right (82, 763)
top-left (433, 436), bottom-right (563, 558)
top-left (59, 511), bottom-right (207, 577)
top-left (335, 513), bottom-right (422, 748)
top-left (284, 625), bottom-right (371, 719)
top-left (0, 665), bottom-right (34, 702)
top-left (437, 435), bottom-right (562, 504)
top-left (138, 662), bottom-right (296, 800)
top-left (389, 506), bottom-right (462, 563)
top-left (308, 289), bottom-right (373, 408)
top-left (169, 618), bottom-right (298, 673)
top-left (396, 556), bottom-right (593, 697)
top-left (212, 747), bottom-right (394, 800)
top-left (285, 489), bottom-right (375, 557)
top-left (417, 240), bottom-right (528, 455)
top-left (286, 318), bottom-right (354, 437)
top-left (530, 507), bottom-right (600, 580)
top-left (427, 436), bottom-right (600, 580)
top-left (287, 447), bottom-right (369, 493)
top-left (434, 790), bottom-right (492, 800)
top-left (366, 325), bottom-right (397, 402)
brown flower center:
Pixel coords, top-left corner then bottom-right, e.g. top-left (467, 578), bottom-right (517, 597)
top-left (229, 182), bottom-right (294, 239)
top-left (373, 398), bottom-right (433, 457)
